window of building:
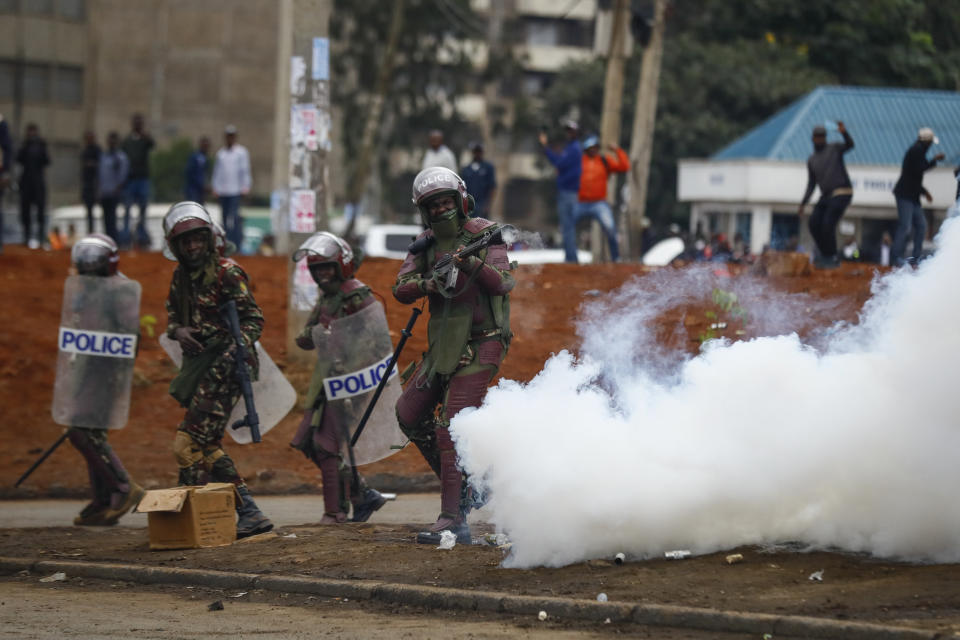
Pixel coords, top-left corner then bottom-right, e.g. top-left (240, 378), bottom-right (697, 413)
top-left (524, 17), bottom-right (594, 48)
top-left (735, 211), bottom-right (751, 248)
top-left (23, 0), bottom-right (53, 14)
top-left (54, 66), bottom-right (83, 105)
top-left (521, 71), bottom-right (552, 96)
top-left (525, 19), bottom-right (558, 46)
top-left (0, 62), bottom-right (15, 101)
top-left (23, 63), bottom-right (51, 103)
top-left (57, 0), bottom-right (85, 20)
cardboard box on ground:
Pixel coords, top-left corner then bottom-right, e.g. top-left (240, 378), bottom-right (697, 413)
top-left (136, 483), bottom-right (239, 550)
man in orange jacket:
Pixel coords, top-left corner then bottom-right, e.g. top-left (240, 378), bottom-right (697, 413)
top-left (577, 135), bottom-right (628, 262)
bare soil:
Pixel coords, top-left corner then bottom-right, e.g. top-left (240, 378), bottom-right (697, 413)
top-left (1, 246), bottom-right (873, 497)
top-left (2, 524), bottom-right (959, 635)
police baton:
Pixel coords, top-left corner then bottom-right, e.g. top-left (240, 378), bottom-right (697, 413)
top-left (350, 307), bottom-right (422, 448)
top-left (15, 429), bottom-right (70, 488)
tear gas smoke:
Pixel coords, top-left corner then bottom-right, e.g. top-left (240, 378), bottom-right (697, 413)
top-left (452, 219), bottom-right (960, 568)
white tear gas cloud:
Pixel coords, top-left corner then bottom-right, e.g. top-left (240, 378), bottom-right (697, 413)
top-left (452, 220), bottom-right (960, 568)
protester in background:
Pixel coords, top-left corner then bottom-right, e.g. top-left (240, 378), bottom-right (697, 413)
top-left (421, 129), bottom-right (458, 173)
top-left (0, 113), bottom-right (11, 253)
top-left (460, 142), bottom-right (496, 218)
top-left (539, 120), bottom-right (581, 263)
top-left (576, 135), bottom-right (628, 262)
top-left (892, 127), bottom-right (944, 267)
top-left (98, 132), bottom-right (129, 243)
top-left (16, 123), bottom-right (51, 250)
top-left (879, 232), bottom-right (893, 266)
top-left (80, 131), bottom-right (101, 234)
top-left (797, 121), bottom-right (854, 269)
top-left (211, 125), bottom-right (251, 251)
top-left (120, 113), bottom-right (155, 249)
top-left (184, 136), bottom-right (210, 205)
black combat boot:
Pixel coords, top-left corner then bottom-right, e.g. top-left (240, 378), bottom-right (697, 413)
top-left (235, 486), bottom-right (274, 539)
top-left (351, 489), bottom-right (387, 522)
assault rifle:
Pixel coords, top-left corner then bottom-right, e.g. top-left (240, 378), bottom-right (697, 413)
top-left (408, 224), bottom-right (517, 292)
top-left (220, 299), bottom-right (261, 443)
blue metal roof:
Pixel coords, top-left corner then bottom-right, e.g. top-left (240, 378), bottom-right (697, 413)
top-left (713, 86), bottom-right (960, 165)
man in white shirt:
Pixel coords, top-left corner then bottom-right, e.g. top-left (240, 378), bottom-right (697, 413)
top-left (421, 130), bottom-right (457, 173)
top-left (212, 125), bottom-right (251, 250)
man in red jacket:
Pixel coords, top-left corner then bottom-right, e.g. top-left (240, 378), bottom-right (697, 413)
top-left (577, 135), bottom-right (629, 262)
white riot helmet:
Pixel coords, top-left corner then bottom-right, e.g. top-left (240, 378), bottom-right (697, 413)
top-left (292, 231), bottom-right (356, 279)
top-left (411, 166), bottom-right (472, 227)
top-left (72, 233), bottom-right (119, 276)
top-left (162, 201), bottom-right (215, 261)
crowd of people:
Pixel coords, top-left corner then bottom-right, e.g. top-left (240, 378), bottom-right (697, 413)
top-left (0, 114), bottom-right (251, 254)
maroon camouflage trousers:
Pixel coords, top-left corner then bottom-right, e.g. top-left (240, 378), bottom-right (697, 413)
top-left (396, 338), bottom-right (505, 517)
top-left (68, 427), bottom-right (132, 510)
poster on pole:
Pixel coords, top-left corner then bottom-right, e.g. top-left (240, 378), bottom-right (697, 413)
top-left (312, 37), bottom-right (329, 81)
top-left (289, 189), bottom-right (316, 233)
top-left (290, 56), bottom-right (306, 96)
top-left (292, 260), bottom-right (319, 312)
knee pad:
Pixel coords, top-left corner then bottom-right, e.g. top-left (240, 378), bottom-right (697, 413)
top-left (172, 431), bottom-right (203, 469)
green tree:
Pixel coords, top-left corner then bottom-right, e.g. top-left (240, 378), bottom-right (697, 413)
top-left (150, 138), bottom-right (193, 203)
top-left (331, 0), bottom-right (482, 215)
top-left (527, 0), bottom-right (960, 232)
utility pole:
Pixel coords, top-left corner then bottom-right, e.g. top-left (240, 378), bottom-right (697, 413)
top-left (626, 0), bottom-right (667, 260)
top-left (273, 0), bottom-right (332, 364)
top-left (594, 0), bottom-right (630, 263)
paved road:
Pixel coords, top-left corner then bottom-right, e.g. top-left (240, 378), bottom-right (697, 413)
top-left (0, 493), bottom-right (491, 529)
top-left (0, 577), bottom-right (749, 639)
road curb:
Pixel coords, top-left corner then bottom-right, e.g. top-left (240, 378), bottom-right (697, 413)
top-left (0, 557), bottom-right (937, 639)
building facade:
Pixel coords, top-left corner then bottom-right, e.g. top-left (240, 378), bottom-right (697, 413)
top-left (678, 86), bottom-right (960, 262)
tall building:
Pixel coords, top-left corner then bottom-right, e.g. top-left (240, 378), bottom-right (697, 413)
top-left (0, 0), bottom-right (281, 209)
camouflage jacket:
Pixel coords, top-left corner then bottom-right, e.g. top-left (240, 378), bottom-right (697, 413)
top-left (165, 257), bottom-right (263, 355)
top-left (296, 278), bottom-right (374, 349)
top-left (300, 278), bottom-right (376, 410)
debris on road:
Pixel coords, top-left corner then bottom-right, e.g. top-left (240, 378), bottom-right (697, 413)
top-left (482, 533), bottom-right (509, 547)
top-left (596, 592), bottom-right (608, 602)
top-left (664, 550), bottom-right (691, 560)
top-left (614, 552), bottom-right (626, 565)
top-left (39, 572), bottom-right (66, 583)
top-left (207, 600), bottom-right (224, 611)
top-left (725, 553), bottom-right (744, 565)
top-left (809, 569), bottom-right (824, 582)
top-left (437, 530), bottom-right (456, 550)
top-left (537, 610), bottom-right (547, 621)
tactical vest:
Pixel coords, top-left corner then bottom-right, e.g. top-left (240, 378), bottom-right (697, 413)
top-left (423, 218), bottom-right (511, 375)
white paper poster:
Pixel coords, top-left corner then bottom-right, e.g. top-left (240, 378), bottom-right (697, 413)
top-left (289, 189), bottom-right (316, 233)
top-left (290, 56), bottom-right (306, 96)
top-left (292, 260), bottom-right (319, 311)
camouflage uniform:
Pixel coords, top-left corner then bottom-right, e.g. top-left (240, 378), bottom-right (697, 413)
top-left (166, 255), bottom-right (263, 488)
top-left (394, 216), bottom-right (515, 527)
